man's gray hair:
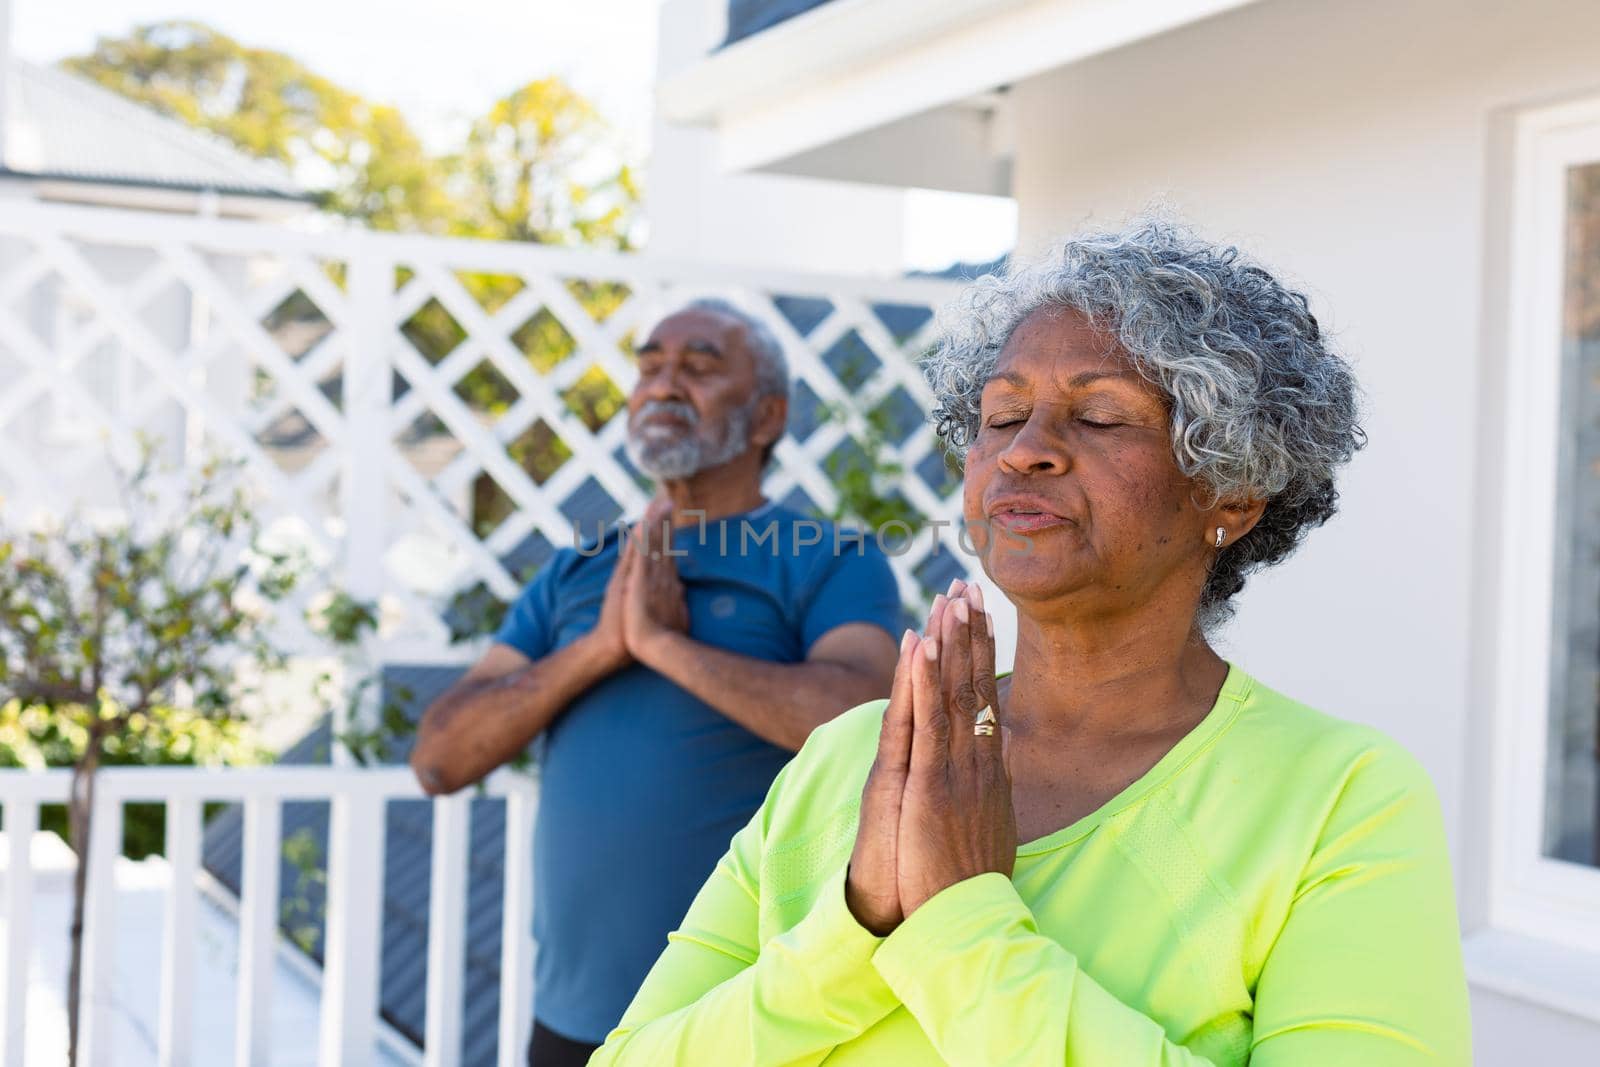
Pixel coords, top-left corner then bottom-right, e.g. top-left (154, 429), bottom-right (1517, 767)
top-left (922, 217), bottom-right (1368, 633)
top-left (683, 297), bottom-right (790, 400)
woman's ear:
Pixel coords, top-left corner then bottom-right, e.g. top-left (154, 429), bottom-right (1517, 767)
top-left (1217, 493), bottom-right (1268, 543)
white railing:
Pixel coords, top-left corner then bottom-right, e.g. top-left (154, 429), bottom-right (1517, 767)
top-left (0, 767), bottom-right (537, 1067)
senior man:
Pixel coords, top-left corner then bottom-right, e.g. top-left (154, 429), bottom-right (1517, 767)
top-left (410, 298), bottom-right (903, 1066)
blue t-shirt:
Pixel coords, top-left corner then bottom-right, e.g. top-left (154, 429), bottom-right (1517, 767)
top-left (493, 501), bottom-right (904, 1043)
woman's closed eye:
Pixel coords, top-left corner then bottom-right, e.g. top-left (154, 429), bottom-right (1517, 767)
top-left (984, 413), bottom-right (1124, 430)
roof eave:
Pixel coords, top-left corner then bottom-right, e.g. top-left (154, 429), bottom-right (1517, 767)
top-left (657, 0), bottom-right (1269, 176)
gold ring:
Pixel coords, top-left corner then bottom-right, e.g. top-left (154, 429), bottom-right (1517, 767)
top-left (973, 704), bottom-right (997, 737)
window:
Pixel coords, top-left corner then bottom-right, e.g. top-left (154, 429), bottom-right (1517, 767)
top-left (1546, 159), bottom-right (1600, 871)
top-left (1487, 95), bottom-right (1600, 958)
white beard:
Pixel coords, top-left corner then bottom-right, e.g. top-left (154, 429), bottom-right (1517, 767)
top-left (625, 397), bottom-right (758, 480)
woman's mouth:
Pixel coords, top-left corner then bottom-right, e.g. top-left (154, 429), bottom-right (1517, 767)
top-left (991, 510), bottom-right (1070, 533)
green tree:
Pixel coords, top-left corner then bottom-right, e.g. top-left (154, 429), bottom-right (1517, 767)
top-left (63, 21), bottom-right (642, 246)
top-left (452, 77), bottom-right (641, 248)
top-left (64, 20), bottom-right (453, 232)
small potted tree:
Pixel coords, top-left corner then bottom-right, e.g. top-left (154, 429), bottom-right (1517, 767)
top-left (0, 449), bottom-right (304, 1067)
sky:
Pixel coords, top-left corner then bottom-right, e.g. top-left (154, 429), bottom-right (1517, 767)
top-left (11, 0), bottom-right (1015, 271)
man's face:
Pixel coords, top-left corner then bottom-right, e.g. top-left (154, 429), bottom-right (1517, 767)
top-left (625, 308), bottom-right (764, 480)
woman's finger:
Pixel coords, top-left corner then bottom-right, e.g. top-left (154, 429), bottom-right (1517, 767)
top-left (872, 629), bottom-right (918, 784)
top-left (941, 594), bottom-right (978, 771)
top-left (924, 593), bottom-right (948, 640)
top-left (908, 627), bottom-right (947, 778)
top-left (925, 577), bottom-right (963, 633)
top-left (969, 602), bottom-right (1002, 771)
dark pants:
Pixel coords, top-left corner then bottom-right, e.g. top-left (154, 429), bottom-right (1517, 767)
top-left (527, 1018), bottom-right (601, 1067)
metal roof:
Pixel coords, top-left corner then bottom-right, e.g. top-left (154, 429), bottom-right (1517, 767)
top-left (3, 59), bottom-right (306, 201)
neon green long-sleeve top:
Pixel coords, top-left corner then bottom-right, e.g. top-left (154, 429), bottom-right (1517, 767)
top-left (591, 659), bottom-right (1472, 1065)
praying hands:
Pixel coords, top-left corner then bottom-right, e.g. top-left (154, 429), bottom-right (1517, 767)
top-left (846, 578), bottom-right (1018, 936)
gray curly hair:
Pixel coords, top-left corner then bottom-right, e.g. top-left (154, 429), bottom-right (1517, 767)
top-left (923, 218), bottom-right (1367, 632)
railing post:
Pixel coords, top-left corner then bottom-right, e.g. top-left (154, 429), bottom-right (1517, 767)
top-left (497, 785), bottom-right (537, 1067)
top-left (235, 796), bottom-right (282, 1066)
top-left (2, 799), bottom-right (38, 1067)
top-left (159, 796), bottom-right (202, 1067)
top-left (336, 235), bottom-right (392, 765)
top-left (423, 792), bottom-right (470, 1067)
top-left (77, 786), bottom-right (122, 1067)
top-left (318, 789), bottom-right (386, 1065)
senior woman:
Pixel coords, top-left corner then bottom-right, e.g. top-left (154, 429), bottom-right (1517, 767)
top-left (588, 221), bottom-right (1471, 1066)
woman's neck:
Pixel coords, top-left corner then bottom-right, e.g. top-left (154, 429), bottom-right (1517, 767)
top-left (1000, 612), bottom-right (1226, 746)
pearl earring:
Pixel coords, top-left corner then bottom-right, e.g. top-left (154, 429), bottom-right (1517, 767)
top-left (1214, 527), bottom-right (1226, 548)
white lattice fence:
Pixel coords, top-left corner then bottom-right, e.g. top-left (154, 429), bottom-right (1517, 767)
top-left (0, 201), bottom-right (972, 665)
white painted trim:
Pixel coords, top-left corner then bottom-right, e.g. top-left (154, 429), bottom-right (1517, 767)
top-left (660, 0), bottom-right (1031, 120)
top-left (235, 797), bottom-right (283, 1066)
top-left (0, 199), bottom-right (958, 300)
top-left (658, 0), bottom-right (1267, 174)
top-left (496, 788), bottom-right (537, 1067)
top-left (1483, 92), bottom-right (1600, 962)
top-left (1464, 928), bottom-right (1600, 1024)
top-left (318, 791), bottom-right (387, 1065)
top-left (157, 798), bottom-right (199, 1067)
top-left (422, 793), bottom-right (470, 1067)
top-left (77, 795), bottom-right (122, 1067)
top-left (1, 798), bottom-right (36, 1067)
top-left (1, 767), bottom-right (539, 1064)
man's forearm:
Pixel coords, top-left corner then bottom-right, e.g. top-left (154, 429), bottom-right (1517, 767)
top-left (412, 634), bottom-right (619, 794)
top-left (635, 631), bottom-right (886, 751)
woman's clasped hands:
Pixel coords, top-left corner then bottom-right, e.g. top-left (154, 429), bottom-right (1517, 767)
top-left (845, 578), bottom-right (1018, 936)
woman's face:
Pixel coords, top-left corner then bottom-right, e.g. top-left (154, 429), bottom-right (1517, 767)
top-left (962, 307), bottom-right (1214, 617)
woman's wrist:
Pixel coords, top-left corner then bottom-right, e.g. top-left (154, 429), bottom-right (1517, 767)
top-left (843, 861), bottom-right (901, 937)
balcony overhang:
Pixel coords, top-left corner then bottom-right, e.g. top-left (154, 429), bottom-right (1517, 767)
top-left (658, 0), bottom-right (1269, 187)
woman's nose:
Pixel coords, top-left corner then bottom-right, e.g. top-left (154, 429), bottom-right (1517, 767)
top-left (996, 417), bottom-right (1069, 475)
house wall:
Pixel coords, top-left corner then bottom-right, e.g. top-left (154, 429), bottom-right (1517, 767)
top-left (1008, 0), bottom-right (1600, 1058)
top-left (651, 0), bottom-right (908, 274)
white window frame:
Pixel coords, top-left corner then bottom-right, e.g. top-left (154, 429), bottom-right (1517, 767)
top-left (1485, 93), bottom-right (1600, 959)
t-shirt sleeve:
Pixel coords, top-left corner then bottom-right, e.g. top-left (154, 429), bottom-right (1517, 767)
top-left (491, 550), bottom-right (570, 660)
top-left (798, 534), bottom-right (903, 655)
